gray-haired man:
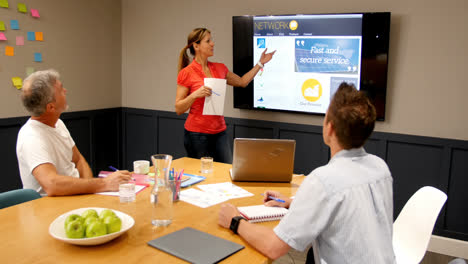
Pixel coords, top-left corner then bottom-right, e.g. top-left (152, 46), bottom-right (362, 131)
top-left (16, 69), bottom-right (131, 196)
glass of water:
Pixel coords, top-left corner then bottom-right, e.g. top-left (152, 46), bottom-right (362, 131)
top-left (200, 157), bottom-right (213, 174)
top-left (119, 183), bottom-right (136, 203)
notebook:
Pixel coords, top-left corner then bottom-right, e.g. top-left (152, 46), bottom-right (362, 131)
top-left (99, 171), bottom-right (151, 187)
top-left (231, 138), bottom-right (296, 182)
top-left (238, 205), bottom-right (289, 223)
top-left (147, 227), bottom-right (244, 264)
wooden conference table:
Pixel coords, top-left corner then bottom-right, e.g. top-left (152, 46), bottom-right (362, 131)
top-left (0, 157), bottom-right (305, 264)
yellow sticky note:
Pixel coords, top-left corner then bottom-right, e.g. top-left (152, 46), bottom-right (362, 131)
top-left (35, 31), bottom-right (43, 41)
top-left (12, 77), bottom-right (22, 89)
top-left (0, 0), bottom-right (8, 8)
top-left (5, 45), bottom-right (14, 56)
top-left (0, 21), bottom-right (5, 31)
top-left (17, 3), bottom-right (27, 13)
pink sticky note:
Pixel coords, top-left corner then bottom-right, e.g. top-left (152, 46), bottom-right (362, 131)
top-left (16, 36), bottom-right (24, 45)
top-left (0, 32), bottom-right (6, 40)
top-left (31, 9), bottom-right (40, 18)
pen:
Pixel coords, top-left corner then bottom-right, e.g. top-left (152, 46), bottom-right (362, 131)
top-left (109, 166), bottom-right (135, 181)
top-left (178, 169), bottom-right (184, 180)
top-left (211, 90), bottom-right (220, 96)
top-left (261, 193), bottom-right (285, 203)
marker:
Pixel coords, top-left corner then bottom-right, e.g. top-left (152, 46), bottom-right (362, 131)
top-left (261, 193), bottom-right (285, 203)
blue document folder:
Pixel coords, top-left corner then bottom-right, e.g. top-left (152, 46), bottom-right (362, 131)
top-left (181, 174), bottom-right (206, 188)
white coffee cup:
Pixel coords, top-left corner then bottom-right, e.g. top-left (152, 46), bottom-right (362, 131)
top-left (133, 160), bottom-right (150, 174)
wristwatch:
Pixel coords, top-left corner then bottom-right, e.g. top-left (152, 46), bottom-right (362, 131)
top-left (229, 216), bottom-right (245, 234)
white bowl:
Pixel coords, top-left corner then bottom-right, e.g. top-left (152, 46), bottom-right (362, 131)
top-left (49, 207), bottom-right (134, 246)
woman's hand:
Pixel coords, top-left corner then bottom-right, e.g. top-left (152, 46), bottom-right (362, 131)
top-left (191, 85), bottom-right (213, 99)
top-left (175, 85), bottom-right (213, 115)
top-left (259, 48), bottom-right (276, 65)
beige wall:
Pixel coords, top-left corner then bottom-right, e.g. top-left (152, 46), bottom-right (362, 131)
top-left (0, 0), bottom-right (121, 118)
top-left (2, 1), bottom-right (466, 141)
top-left (122, 0), bottom-right (468, 141)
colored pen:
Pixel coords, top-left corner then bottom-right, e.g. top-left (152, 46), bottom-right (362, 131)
top-left (261, 193), bottom-right (285, 203)
top-left (211, 90), bottom-right (220, 96)
top-left (178, 169), bottom-right (184, 180)
top-left (109, 166), bottom-right (134, 181)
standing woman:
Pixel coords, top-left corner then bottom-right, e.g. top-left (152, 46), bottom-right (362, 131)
top-left (175, 28), bottom-right (275, 163)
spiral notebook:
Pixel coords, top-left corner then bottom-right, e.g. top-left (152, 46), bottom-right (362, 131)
top-left (238, 205), bottom-right (288, 223)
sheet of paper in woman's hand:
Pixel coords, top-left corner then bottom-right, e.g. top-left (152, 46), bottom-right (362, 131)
top-left (202, 78), bottom-right (227, 116)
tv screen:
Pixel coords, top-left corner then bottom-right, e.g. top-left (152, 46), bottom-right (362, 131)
top-left (233, 12), bottom-right (390, 120)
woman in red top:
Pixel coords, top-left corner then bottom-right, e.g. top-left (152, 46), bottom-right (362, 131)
top-left (175, 28), bottom-right (275, 163)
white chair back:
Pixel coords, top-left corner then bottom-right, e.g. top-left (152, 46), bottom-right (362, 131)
top-left (393, 186), bottom-right (447, 264)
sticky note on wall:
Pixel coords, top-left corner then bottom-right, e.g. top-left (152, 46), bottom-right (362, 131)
top-left (10, 19), bottom-right (19, 29)
top-left (35, 32), bottom-right (43, 41)
top-left (0, 0), bottom-right (9, 8)
top-left (16, 36), bottom-right (24, 45)
top-left (0, 32), bottom-right (6, 40)
top-left (27, 31), bottom-right (35, 41)
top-left (0, 21), bottom-right (5, 31)
top-left (31, 9), bottom-right (40, 18)
top-left (26, 67), bottom-right (35, 76)
top-left (12, 77), bottom-right (22, 89)
top-left (5, 45), bottom-right (14, 56)
top-left (17, 3), bottom-right (27, 13)
top-left (34, 52), bottom-right (42, 62)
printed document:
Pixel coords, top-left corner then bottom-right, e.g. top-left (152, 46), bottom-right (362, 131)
top-left (197, 182), bottom-right (254, 199)
top-left (202, 78), bottom-right (226, 116)
top-left (180, 188), bottom-right (229, 208)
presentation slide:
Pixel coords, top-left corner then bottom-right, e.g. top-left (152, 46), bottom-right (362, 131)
top-left (252, 15), bottom-right (362, 114)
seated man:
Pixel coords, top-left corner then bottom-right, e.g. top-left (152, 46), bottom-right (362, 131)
top-left (17, 69), bottom-right (131, 196)
top-left (218, 83), bottom-right (395, 263)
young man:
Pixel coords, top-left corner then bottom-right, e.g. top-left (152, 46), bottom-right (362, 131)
top-left (218, 83), bottom-right (395, 263)
top-left (17, 69), bottom-right (131, 196)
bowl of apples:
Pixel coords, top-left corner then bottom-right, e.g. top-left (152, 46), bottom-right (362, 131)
top-left (49, 207), bottom-right (134, 246)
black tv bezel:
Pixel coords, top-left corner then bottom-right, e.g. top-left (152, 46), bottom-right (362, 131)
top-left (232, 12), bottom-right (391, 121)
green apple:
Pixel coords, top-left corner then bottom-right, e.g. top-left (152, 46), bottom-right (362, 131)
top-left (64, 214), bottom-right (83, 229)
top-left (81, 209), bottom-right (98, 219)
top-left (85, 221), bottom-right (107, 238)
top-left (103, 215), bottom-right (122, 234)
top-left (84, 216), bottom-right (100, 227)
top-left (99, 209), bottom-right (116, 220)
top-left (65, 220), bottom-right (85, 238)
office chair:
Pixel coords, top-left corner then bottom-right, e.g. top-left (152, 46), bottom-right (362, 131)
top-left (448, 259), bottom-right (467, 264)
top-left (393, 186), bottom-right (447, 264)
top-left (0, 189), bottom-right (42, 209)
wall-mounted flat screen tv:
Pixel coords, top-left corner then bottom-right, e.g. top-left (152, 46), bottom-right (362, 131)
top-left (233, 12), bottom-right (390, 120)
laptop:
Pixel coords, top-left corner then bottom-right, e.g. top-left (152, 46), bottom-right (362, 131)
top-left (230, 138), bottom-right (296, 182)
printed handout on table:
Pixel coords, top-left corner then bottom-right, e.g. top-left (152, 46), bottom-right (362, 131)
top-left (180, 188), bottom-right (229, 208)
top-left (197, 182), bottom-right (254, 199)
